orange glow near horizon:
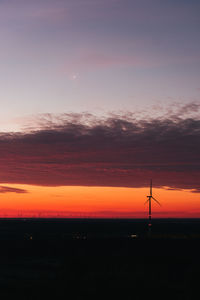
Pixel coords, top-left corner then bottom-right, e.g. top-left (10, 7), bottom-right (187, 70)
top-left (0, 184), bottom-right (200, 218)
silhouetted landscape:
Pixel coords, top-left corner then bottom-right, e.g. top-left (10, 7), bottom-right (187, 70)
top-left (0, 218), bottom-right (200, 299)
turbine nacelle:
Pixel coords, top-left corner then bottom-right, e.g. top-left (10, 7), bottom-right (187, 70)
top-left (145, 181), bottom-right (161, 206)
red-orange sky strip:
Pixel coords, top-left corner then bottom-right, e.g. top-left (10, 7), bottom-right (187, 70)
top-left (0, 184), bottom-right (200, 218)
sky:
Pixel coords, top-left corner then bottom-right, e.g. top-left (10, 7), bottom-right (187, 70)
top-left (0, 0), bottom-right (200, 217)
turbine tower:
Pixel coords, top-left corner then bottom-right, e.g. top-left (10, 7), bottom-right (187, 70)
top-left (145, 180), bottom-right (161, 231)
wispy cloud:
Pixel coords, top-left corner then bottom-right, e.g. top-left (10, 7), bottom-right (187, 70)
top-left (63, 51), bottom-right (155, 73)
top-left (0, 186), bottom-right (28, 194)
top-left (0, 103), bottom-right (200, 191)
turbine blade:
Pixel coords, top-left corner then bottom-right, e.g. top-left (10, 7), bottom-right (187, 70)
top-left (152, 197), bottom-right (161, 206)
top-left (144, 199), bottom-right (149, 205)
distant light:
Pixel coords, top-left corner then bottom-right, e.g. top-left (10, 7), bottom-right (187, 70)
top-left (130, 234), bottom-right (137, 238)
top-left (73, 234), bottom-right (87, 240)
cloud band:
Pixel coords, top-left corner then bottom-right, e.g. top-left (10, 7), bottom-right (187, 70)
top-left (0, 111), bottom-right (200, 192)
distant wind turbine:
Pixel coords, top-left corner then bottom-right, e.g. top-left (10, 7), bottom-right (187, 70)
top-left (145, 180), bottom-right (161, 231)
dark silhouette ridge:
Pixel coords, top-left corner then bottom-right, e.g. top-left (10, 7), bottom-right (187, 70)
top-left (0, 218), bottom-right (200, 299)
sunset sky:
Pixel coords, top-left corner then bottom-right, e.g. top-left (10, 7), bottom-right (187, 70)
top-left (0, 0), bottom-right (200, 218)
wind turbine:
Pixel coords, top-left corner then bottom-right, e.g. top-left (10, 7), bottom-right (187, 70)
top-left (145, 180), bottom-right (161, 231)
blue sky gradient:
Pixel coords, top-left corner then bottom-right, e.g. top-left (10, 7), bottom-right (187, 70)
top-left (0, 0), bottom-right (199, 130)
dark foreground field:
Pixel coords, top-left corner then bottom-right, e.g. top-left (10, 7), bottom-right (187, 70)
top-left (0, 218), bottom-right (200, 299)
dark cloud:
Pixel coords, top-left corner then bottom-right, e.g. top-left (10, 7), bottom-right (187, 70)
top-left (0, 186), bottom-right (28, 194)
top-left (0, 110), bottom-right (200, 191)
